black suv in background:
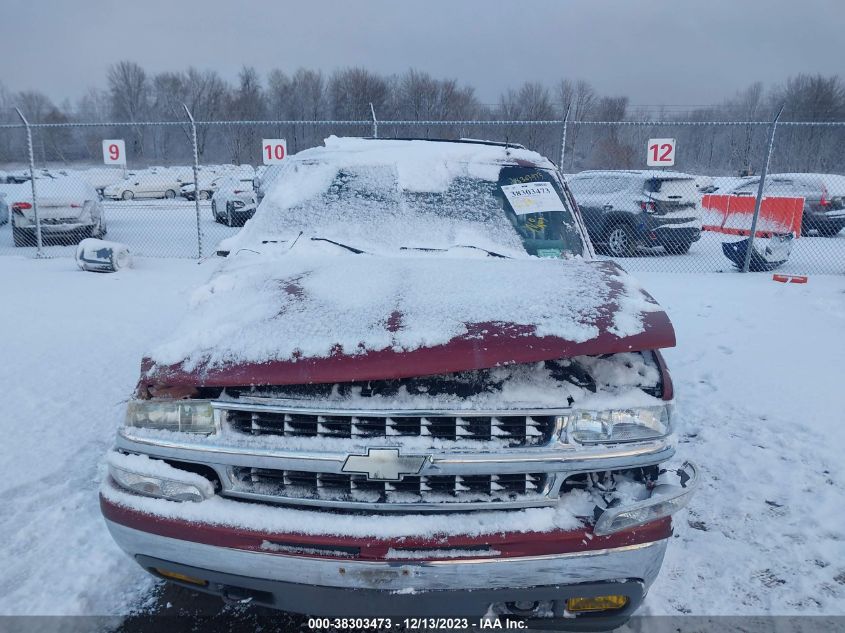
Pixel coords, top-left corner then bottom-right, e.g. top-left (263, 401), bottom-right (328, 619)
top-left (566, 171), bottom-right (703, 257)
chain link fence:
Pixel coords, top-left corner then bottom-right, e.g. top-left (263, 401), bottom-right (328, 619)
top-left (1, 115), bottom-right (843, 273)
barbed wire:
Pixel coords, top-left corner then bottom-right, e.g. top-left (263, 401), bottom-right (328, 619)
top-left (2, 118), bottom-right (845, 130)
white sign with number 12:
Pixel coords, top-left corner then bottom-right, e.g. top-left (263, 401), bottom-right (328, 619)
top-left (647, 138), bottom-right (675, 167)
top-left (262, 139), bottom-right (287, 164)
top-left (102, 139), bottom-right (126, 165)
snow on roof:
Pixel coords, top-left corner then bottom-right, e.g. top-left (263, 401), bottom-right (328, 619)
top-left (222, 136), bottom-right (565, 257)
top-left (0, 175), bottom-right (95, 203)
top-left (293, 136), bottom-right (554, 191)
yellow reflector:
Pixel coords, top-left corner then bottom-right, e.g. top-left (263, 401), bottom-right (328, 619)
top-left (566, 595), bottom-right (628, 613)
top-left (154, 567), bottom-right (208, 587)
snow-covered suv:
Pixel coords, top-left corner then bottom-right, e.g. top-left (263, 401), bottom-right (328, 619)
top-left (210, 176), bottom-right (258, 226)
top-left (100, 137), bottom-right (696, 630)
top-left (568, 170), bottom-right (703, 256)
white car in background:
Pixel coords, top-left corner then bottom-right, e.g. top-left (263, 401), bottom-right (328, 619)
top-left (79, 167), bottom-right (127, 197)
top-left (254, 164), bottom-right (284, 204)
top-left (7, 175), bottom-right (106, 247)
top-left (181, 165), bottom-right (255, 201)
top-left (103, 170), bottom-right (186, 200)
top-left (211, 175), bottom-right (258, 226)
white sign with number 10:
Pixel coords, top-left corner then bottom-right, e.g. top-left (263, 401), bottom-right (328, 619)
top-left (102, 139), bottom-right (126, 166)
top-left (262, 139), bottom-right (287, 164)
top-left (647, 138), bottom-right (675, 167)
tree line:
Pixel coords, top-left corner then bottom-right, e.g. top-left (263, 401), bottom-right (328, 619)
top-left (1, 62), bottom-right (844, 174)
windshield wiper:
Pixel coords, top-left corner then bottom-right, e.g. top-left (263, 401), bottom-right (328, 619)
top-left (309, 237), bottom-right (365, 254)
top-left (400, 244), bottom-right (509, 259)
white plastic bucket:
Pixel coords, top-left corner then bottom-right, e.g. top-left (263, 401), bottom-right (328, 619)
top-left (75, 238), bottom-right (131, 273)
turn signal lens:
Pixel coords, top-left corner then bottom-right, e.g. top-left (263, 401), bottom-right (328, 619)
top-left (154, 568), bottom-right (208, 587)
top-left (566, 595), bottom-right (628, 613)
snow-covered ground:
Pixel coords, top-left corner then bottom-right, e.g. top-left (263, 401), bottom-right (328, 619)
top-left (0, 256), bottom-right (843, 618)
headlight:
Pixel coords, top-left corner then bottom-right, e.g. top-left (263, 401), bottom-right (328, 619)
top-left (124, 400), bottom-right (216, 434)
top-left (563, 405), bottom-right (671, 444)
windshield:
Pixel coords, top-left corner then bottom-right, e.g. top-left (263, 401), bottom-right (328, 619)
top-left (243, 161), bottom-right (583, 258)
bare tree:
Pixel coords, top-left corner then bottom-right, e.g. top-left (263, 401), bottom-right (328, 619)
top-left (329, 67), bottom-right (390, 121)
top-left (107, 61), bottom-right (150, 156)
top-left (267, 69), bottom-right (291, 120)
top-left (225, 66), bottom-right (265, 163)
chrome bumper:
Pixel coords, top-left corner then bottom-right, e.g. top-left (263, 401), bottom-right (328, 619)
top-left (105, 519), bottom-right (668, 594)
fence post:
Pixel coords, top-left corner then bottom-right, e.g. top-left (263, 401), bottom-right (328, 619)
top-left (14, 108), bottom-right (43, 257)
top-left (182, 104), bottom-right (203, 259)
top-left (370, 103), bottom-right (378, 138)
top-left (559, 105), bottom-right (571, 173)
top-left (742, 104), bottom-right (785, 273)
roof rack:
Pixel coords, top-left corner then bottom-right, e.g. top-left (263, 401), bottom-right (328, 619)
top-left (357, 136), bottom-right (527, 150)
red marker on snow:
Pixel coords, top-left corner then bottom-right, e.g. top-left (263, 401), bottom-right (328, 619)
top-left (772, 274), bottom-right (808, 284)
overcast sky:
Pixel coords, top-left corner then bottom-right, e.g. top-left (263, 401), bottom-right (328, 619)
top-left (2, 0), bottom-right (843, 108)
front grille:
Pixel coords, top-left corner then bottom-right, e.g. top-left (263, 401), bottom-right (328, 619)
top-left (225, 408), bottom-right (556, 446)
top-left (230, 467), bottom-right (547, 505)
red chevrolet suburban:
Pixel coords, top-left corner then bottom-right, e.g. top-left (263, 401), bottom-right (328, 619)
top-left (100, 137), bottom-right (696, 630)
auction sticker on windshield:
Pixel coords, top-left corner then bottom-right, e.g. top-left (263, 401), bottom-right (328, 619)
top-left (501, 182), bottom-right (566, 215)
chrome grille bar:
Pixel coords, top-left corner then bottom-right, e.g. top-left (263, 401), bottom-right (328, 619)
top-left (231, 467), bottom-right (548, 505)
top-left (223, 406), bottom-right (556, 446)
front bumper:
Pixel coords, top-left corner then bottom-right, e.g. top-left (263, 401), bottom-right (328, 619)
top-left (803, 212), bottom-right (845, 230)
top-left (102, 484), bottom-right (670, 626)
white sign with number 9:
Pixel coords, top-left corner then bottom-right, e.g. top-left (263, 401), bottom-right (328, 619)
top-left (262, 139), bottom-right (287, 165)
top-left (647, 138), bottom-right (675, 167)
top-left (102, 139), bottom-right (126, 166)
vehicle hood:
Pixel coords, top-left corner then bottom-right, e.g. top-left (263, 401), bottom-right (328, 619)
top-left (139, 251), bottom-right (675, 391)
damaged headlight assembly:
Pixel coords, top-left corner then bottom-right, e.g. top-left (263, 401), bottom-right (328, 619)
top-left (561, 405), bottom-right (672, 444)
top-left (124, 400), bottom-right (216, 434)
top-left (594, 461), bottom-right (697, 535)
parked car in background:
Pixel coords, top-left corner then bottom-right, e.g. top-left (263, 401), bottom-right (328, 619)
top-left (254, 164), bottom-right (284, 204)
top-left (728, 173), bottom-right (845, 236)
top-left (8, 175), bottom-right (106, 246)
top-left (182, 166), bottom-right (256, 201)
top-left (81, 167), bottom-right (128, 198)
top-left (180, 179), bottom-right (215, 201)
top-left (101, 137), bottom-right (695, 630)
top-left (103, 170), bottom-right (186, 200)
top-left (0, 191), bottom-right (8, 225)
top-left (567, 170), bottom-right (703, 256)
top-left (211, 175), bottom-right (258, 226)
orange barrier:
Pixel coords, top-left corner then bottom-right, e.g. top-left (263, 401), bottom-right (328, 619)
top-left (701, 194), bottom-right (804, 239)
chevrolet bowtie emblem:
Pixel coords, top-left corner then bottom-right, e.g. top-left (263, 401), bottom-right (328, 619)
top-left (341, 448), bottom-right (428, 481)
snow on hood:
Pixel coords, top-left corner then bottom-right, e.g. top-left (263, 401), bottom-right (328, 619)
top-left (143, 247), bottom-right (673, 388)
